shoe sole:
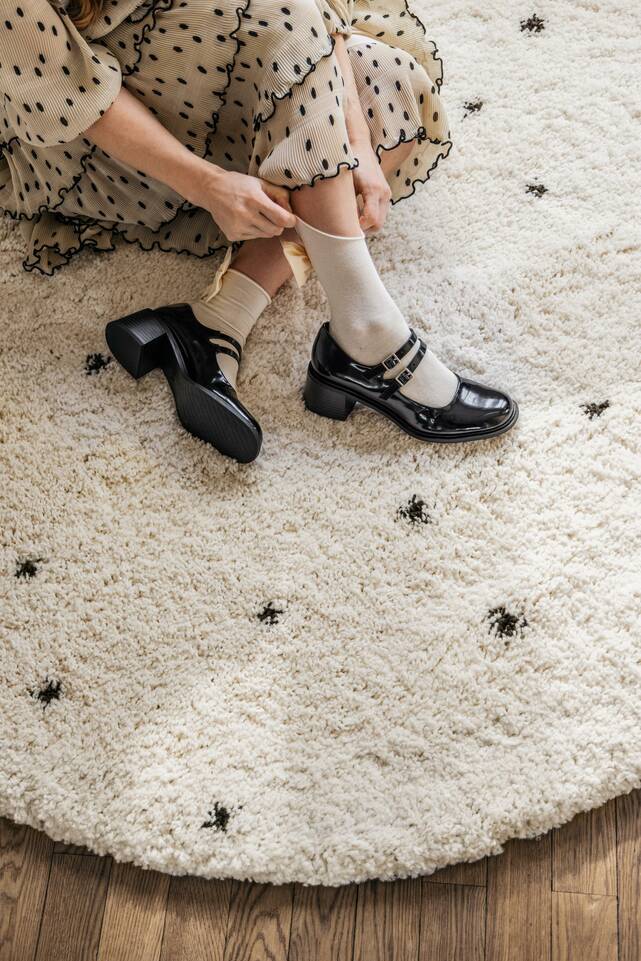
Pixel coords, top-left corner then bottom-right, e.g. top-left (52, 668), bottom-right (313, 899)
top-left (105, 310), bottom-right (261, 463)
top-left (304, 365), bottom-right (519, 444)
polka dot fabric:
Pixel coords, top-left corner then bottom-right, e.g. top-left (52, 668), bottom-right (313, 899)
top-left (0, 0), bottom-right (451, 275)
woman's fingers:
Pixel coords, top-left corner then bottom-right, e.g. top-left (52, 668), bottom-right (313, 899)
top-left (359, 193), bottom-right (377, 231)
top-left (259, 184), bottom-right (297, 228)
top-left (359, 187), bottom-right (387, 232)
top-left (245, 220), bottom-right (279, 239)
top-left (204, 171), bottom-right (297, 243)
top-left (237, 214), bottom-right (287, 240)
top-left (359, 203), bottom-right (376, 230)
top-left (259, 198), bottom-right (297, 229)
top-left (262, 181), bottom-right (294, 212)
top-left (259, 199), bottom-right (296, 229)
top-left (231, 204), bottom-right (292, 241)
top-left (256, 211), bottom-right (288, 236)
top-left (376, 193), bottom-right (389, 229)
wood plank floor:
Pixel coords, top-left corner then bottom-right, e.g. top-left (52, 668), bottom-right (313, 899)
top-left (1, 791), bottom-right (639, 961)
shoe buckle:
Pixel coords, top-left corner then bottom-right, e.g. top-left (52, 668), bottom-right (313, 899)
top-left (396, 367), bottom-right (414, 387)
top-left (383, 352), bottom-right (401, 371)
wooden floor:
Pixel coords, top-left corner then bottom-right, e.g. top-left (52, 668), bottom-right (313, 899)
top-left (1, 790), bottom-right (640, 961)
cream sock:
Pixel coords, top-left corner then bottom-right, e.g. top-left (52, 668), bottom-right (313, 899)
top-left (191, 268), bottom-right (271, 387)
top-left (295, 218), bottom-right (458, 408)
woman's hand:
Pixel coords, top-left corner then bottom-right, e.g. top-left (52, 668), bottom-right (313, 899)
top-left (331, 35), bottom-right (392, 233)
top-left (352, 139), bottom-right (392, 233)
top-left (196, 167), bottom-right (297, 241)
top-left (87, 89), bottom-right (296, 241)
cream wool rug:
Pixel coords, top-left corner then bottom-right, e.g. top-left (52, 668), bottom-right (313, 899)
top-left (1, 0), bottom-right (640, 886)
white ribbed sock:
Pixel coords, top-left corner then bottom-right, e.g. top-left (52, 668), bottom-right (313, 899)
top-left (191, 268), bottom-right (271, 387)
top-left (295, 218), bottom-right (458, 407)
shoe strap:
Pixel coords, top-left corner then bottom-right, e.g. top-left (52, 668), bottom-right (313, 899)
top-left (370, 329), bottom-right (418, 377)
top-left (208, 329), bottom-right (242, 362)
top-left (381, 339), bottom-right (427, 398)
top-left (212, 344), bottom-right (241, 364)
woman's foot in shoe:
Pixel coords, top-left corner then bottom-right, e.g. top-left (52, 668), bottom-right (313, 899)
top-left (105, 304), bottom-right (262, 463)
top-left (304, 323), bottom-right (518, 443)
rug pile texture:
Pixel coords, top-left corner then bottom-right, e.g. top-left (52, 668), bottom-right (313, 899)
top-left (1, 0), bottom-right (640, 885)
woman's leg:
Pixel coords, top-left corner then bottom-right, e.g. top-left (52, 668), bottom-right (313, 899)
top-left (209, 137), bottom-right (414, 297)
top-left (289, 170), bottom-right (459, 407)
top-left (229, 238), bottom-right (293, 299)
top-left (188, 140), bottom-right (414, 389)
top-left (190, 238), bottom-right (292, 386)
top-left (190, 25), bottom-right (446, 399)
top-left (191, 133), bottom-right (454, 405)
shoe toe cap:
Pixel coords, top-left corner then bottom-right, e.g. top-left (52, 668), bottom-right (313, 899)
top-left (457, 379), bottom-right (515, 426)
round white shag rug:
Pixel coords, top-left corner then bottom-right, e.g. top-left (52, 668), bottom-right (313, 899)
top-left (1, 0), bottom-right (640, 886)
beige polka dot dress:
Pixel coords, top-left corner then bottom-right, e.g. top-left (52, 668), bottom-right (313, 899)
top-left (0, 0), bottom-right (452, 275)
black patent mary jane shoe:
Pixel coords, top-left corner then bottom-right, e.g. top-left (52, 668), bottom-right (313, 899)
top-left (105, 304), bottom-right (262, 463)
top-left (304, 323), bottom-right (519, 444)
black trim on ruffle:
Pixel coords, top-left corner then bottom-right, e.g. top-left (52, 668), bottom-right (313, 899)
top-left (21, 157), bottom-right (361, 275)
top-left (22, 227), bottom-right (227, 275)
top-left (251, 36), bottom-right (337, 132)
top-left (400, 0), bottom-right (445, 89)
top-left (375, 126), bottom-right (453, 205)
top-left (22, 127), bottom-right (451, 274)
top-left (0, 0), bottom-right (176, 223)
top-left (202, 0), bottom-right (249, 156)
top-left (5, 0), bottom-right (249, 270)
top-left (6, 0), bottom-right (451, 276)
top-left (3, 0), bottom-right (353, 274)
top-left (284, 158), bottom-right (358, 194)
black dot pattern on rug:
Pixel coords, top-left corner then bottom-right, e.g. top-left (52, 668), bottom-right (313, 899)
top-left (257, 601), bottom-right (283, 625)
top-left (487, 607), bottom-right (528, 641)
top-left (526, 182), bottom-right (548, 198)
top-left (201, 802), bottom-right (231, 832)
top-left (581, 400), bottom-right (610, 420)
top-left (397, 495), bottom-right (431, 525)
top-left (85, 352), bottom-right (111, 375)
top-left (15, 557), bottom-right (42, 579)
top-left (463, 100), bottom-right (483, 118)
top-left (521, 14), bottom-right (546, 33)
top-left (31, 679), bottom-right (62, 708)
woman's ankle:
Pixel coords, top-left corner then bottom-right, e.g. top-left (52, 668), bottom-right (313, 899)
top-left (230, 238), bottom-right (292, 298)
top-left (191, 268), bottom-right (271, 388)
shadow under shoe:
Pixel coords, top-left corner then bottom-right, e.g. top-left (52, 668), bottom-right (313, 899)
top-left (304, 323), bottom-right (519, 443)
top-left (105, 304), bottom-right (262, 463)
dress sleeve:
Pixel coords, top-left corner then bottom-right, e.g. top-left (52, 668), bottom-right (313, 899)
top-left (0, 1), bottom-right (122, 148)
top-left (315, 0), bottom-right (354, 37)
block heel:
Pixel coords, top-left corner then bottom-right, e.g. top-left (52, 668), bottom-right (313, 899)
top-left (104, 303), bottom-right (263, 462)
top-left (304, 367), bottom-right (357, 421)
top-left (105, 310), bottom-right (168, 380)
